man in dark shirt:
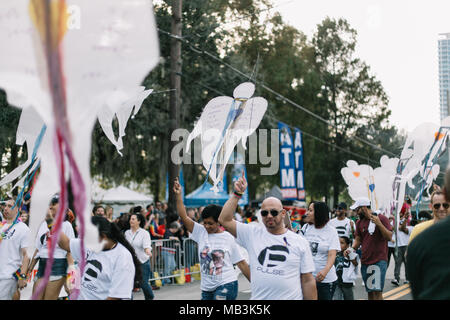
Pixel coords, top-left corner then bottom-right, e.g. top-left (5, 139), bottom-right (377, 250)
top-left (348, 197), bottom-right (392, 300)
top-left (406, 167), bottom-right (450, 299)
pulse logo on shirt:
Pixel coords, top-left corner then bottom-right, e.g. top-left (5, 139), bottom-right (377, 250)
top-left (257, 245), bottom-right (289, 268)
top-left (84, 259), bottom-right (103, 283)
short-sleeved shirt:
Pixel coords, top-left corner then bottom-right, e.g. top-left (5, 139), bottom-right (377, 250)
top-left (0, 222), bottom-right (30, 280)
top-left (190, 222), bottom-right (244, 291)
top-left (409, 220), bottom-right (434, 244)
top-left (302, 224), bottom-right (341, 283)
top-left (70, 239), bottom-right (135, 300)
top-left (236, 222), bottom-right (315, 300)
top-left (125, 228), bottom-right (152, 264)
top-left (355, 214), bottom-right (392, 265)
top-left (328, 217), bottom-right (353, 238)
top-left (406, 217), bottom-right (450, 299)
top-left (36, 221), bottom-right (75, 259)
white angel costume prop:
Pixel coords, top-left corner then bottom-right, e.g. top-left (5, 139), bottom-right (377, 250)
top-left (186, 82), bottom-right (268, 192)
top-left (0, 0), bottom-right (159, 299)
top-left (341, 117), bottom-right (450, 222)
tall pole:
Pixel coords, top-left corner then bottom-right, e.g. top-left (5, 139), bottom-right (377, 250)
top-left (168, 0), bottom-right (182, 212)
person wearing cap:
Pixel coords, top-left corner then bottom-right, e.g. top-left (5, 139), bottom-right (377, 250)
top-left (346, 197), bottom-right (392, 300)
top-left (328, 202), bottom-right (355, 240)
top-left (406, 169), bottom-right (450, 299)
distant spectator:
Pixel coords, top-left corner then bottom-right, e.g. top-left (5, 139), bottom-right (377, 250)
top-left (105, 206), bottom-right (114, 222)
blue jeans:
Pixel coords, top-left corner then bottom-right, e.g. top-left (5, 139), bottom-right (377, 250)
top-left (162, 249), bottom-right (176, 278)
top-left (141, 260), bottom-right (154, 300)
top-left (316, 281), bottom-right (337, 300)
top-left (361, 260), bottom-right (388, 292)
top-left (201, 280), bottom-right (238, 300)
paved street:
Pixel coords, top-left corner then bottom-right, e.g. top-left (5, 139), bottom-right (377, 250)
top-left (133, 259), bottom-right (412, 300)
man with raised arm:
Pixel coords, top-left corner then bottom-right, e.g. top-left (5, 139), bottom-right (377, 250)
top-left (218, 173), bottom-right (317, 300)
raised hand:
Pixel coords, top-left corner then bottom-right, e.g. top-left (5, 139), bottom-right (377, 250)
top-left (173, 177), bottom-right (182, 195)
top-left (234, 171), bottom-right (247, 194)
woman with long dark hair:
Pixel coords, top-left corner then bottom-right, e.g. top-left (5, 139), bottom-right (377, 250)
top-left (302, 201), bottom-right (340, 300)
top-left (58, 216), bottom-right (142, 300)
top-left (125, 213), bottom-right (154, 300)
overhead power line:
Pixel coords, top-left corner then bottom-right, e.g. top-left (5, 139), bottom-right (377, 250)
top-left (158, 28), bottom-right (398, 159)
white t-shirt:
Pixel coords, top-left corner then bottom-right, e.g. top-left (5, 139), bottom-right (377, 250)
top-left (70, 239), bottom-right (135, 300)
top-left (389, 225), bottom-right (413, 247)
top-left (125, 228), bottom-right (152, 264)
top-left (190, 222), bottom-right (244, 291)
top-left (236, 222), bottom-right (315, 300)
top-left (328, 217), bottom-right (353, 238)
top-left (302, 224), bottom-right (340, 283)
top-left (0, 221), bottom-right (30, 280)
top-left (36, 221), bottom-right (75, 259)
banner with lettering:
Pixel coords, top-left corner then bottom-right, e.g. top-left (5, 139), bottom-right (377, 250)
top-left (230, 152), bottom-right (249, 206)
top-left (294, 128), bottom-right (306, 201)
top-left (278, 122), bottom-right (297, 200)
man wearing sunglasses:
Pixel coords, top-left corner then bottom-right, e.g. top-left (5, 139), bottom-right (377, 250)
top-left (408, 190), bottom-right (449, 244)
top-left (218, 174), bottom-right (317, 300)
top-left (406, 169), bottom-right (450, 299)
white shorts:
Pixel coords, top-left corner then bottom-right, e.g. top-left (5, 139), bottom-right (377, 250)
top-left (0, 279), bottom-right (17, 300)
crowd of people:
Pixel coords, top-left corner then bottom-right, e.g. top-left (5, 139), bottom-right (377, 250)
top-left (0, 168), bottom-right (450, 300)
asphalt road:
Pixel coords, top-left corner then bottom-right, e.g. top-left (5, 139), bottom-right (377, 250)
top-left (133, 259), bottom-right (412, 301)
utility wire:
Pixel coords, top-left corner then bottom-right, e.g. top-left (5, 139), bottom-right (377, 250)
top-left (158, 29), bottom-right (398, 158)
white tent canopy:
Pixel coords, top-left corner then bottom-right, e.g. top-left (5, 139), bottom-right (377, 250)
top-left (93, 185), bottom-right (153, 204)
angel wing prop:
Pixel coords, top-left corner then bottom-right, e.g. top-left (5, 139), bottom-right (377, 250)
top-left (186, 82), bottom-right (267, 192)
top-left (0, 0), bottom-right (159, 299)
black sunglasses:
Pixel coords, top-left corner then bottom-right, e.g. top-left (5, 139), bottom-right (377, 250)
top-left (261, 209), bottom-right (282, 217)
top-left (433, 203), bottom-right (449, 210)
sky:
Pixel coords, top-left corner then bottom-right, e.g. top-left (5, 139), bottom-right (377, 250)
top-left (273, 0), bottom-right (450, 133)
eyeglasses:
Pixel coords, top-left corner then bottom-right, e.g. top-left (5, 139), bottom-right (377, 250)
top-left (260, 209), bottom-right (281, 217)
top-left (433, 203), bottom-right (449, 210)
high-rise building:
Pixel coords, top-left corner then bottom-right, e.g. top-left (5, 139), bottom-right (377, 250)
top-left (439, 33), bottom-right (450, 121)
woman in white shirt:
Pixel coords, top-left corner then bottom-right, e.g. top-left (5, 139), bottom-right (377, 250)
top-left (302, 201), bottom-right (340, 300)
top-left (28, 196), bottom-right (75, 300)
top-left (125, 213), bottom-right (154, 300)
top-left (174, 178), bottom-right (251, 300)
top-left (57, 216), bottom-right (142, 300)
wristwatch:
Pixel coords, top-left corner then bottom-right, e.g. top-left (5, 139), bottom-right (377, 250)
top-left (20, 273), bottom-right (27, 280)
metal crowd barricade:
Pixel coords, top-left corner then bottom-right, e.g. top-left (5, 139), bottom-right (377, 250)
top-left (148, 238), bottom-right (200, 284)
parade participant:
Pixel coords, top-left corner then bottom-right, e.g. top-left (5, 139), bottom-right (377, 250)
top-left (58, 216), bottom-right (141, 300)
top-left (105, 206), bottom-right (114, 222)
top-left (302, 201), bottom-right (340, 300)
top-left (409, 190), bottom-right (449, 244)
top-left (125, 213), bottom-right (154, 300)
top-left (0, 199), bottom-right (30, 300)
top-left (218, 173), bottom-right (317, 300)
top-left (174, 177), bottom-right (250, 300)
top-left (29, 196), bottom-right (76, 300)
top-left (347, 197), bottom-right (392, 300)
top-left (406, 167), bottom-right (450, 299)
top-left (333, 236), bottom-right (358, 300)
top-left (390, 206), bottom-right (412, 286)
top-left (328, 202), bottom-right (355, 239)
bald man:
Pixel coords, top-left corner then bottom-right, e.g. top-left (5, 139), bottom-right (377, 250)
top-left (219, 176), bottom-right (317, 300)
top-left (406, 167), bottom-right (450, 299)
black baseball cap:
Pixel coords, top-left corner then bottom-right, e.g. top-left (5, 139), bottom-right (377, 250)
top-left (337, 202), bottom-right (347, 210)
top-left (50, 194), bottom-right (59, 205)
